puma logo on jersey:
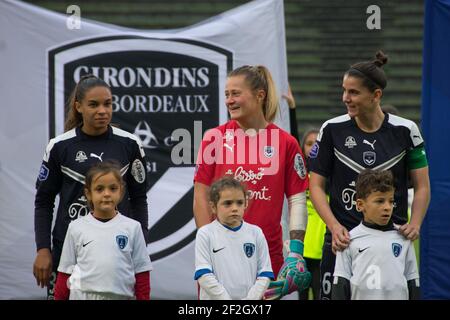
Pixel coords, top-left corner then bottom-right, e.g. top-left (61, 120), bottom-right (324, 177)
top-left (224, 143), bottom-right (234, 152)
top-left (212, 247), bottom-right (225, 253)
top-left (363, 139), bottom-right (376, 150)
top-left (90, 152), bottom-right (104, 162)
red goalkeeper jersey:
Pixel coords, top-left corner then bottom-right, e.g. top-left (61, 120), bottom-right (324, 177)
top-left (194, 120), bottom-right (308, 275)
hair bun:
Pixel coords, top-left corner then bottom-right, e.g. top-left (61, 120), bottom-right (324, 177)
top-left (79, 74), bottom-right (97, 81)
top-left (373, 51), bottom-right (388, 67)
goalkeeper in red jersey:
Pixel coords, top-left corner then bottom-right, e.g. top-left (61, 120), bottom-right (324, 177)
top-left (193, 65), bottom-right (311, 299)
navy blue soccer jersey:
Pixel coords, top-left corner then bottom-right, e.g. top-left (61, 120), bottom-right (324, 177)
top-left (309, 113), bottom-right (425, 231)
top-left (34, 125), bottom-right (148, 251)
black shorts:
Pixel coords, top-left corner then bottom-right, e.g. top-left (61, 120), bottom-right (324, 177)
top-left (47, 240), bottom-right (63, 300)
top-left (319, 233), bottom-right (336, 300)
top-left (298, 257), bottom-right (321, 300)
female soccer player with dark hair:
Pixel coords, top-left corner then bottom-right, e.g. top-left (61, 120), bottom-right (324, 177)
top-left (33, 75), bottom-right (149, 299)
top-left (309, 51), bottom-right (430, 300)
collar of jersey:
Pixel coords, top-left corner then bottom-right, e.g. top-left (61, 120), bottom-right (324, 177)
top-left (77, 125), bottom-right (111, 140)
top-left (221, 221), bottom-right (243, 232)
top-left (91, 212), bottom-right (115, 223)
top-left (351, 112), bottom-right (389, 133)
top-left (362, 219), bottom-right (395, 232)
top-left (229, 120), bottom-right (277, 133)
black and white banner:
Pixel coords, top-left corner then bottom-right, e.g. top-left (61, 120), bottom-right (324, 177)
top-left (0, 0), bottom-right (290, 299)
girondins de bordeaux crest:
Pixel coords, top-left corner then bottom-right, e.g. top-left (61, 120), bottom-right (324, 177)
top-left (48, 35), bottom-right (232, 261)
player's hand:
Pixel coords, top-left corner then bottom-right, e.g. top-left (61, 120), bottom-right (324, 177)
top-left (331, 223), bottom-right (350, 254)
top-left (264, 271), bottom-right (307, 300)
top-left (282, 85), bottom-right (296, 109)
top-left (398, 223), bottom-right (420, 241)
top-left (263, 240), bottom-right (311, 299)
top-left (33, 248), bottom-right (52, 288)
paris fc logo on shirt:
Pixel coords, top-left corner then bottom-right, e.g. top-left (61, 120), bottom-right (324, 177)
top-left (392, 243), bottom-right (402, 257)
top-left (116, 235), bottom-right (129, 250)
top-left (243, 243), bottom-right (255, 258)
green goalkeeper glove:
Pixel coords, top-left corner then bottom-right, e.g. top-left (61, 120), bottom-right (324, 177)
top-left (264, 240), bottom-right (311, 300)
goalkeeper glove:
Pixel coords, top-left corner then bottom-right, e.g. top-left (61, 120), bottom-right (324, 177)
top-left (264, 240), bottom-right (311, 300)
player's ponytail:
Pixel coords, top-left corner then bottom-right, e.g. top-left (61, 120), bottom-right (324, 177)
top-left (228, 65), bottom-right (279, 123)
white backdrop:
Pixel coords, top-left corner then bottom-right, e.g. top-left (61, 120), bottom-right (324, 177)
top-left (0, 0), bottom-right (290, 299)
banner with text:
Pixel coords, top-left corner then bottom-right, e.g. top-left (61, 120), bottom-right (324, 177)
top-left (0, 0), bottom-right (290, 299)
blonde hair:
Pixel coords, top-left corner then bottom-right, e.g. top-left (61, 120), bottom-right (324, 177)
top-left (228, 65), bottom-right (279, 122)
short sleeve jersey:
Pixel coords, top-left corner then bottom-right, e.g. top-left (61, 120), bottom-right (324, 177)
top-left (58, 213), bottom-right (152, 298)
top-left (333, 223), bottom-right (419, 300)
top-left (35, 126), bottom-right (148, 250)
top-left (309, 113), bottom-right (425, 230)
top-left (194, 120), bottom-right (308, 266)
top-left (194, 220), bottom-right (274, 300)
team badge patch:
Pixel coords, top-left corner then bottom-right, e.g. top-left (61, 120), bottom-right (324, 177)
top-left (243, 243), bottom-right (255, 258)
top-left (345, 136), bottom-right (357, 148)
top-left (309, 142), bottom-right (319, 158)
top-left (264, 146), bottom-right (274, 158)
top-left (392, 243), bottom-right (402, 257)
top-left (75, 151), bottom-right (87, 163)
top-left (116, 235), bottom-right (128, 250)
top-left (38, 164), bottom-right (49, 181)
top-left (363, 151), bottom-right (376, 166)
top-left (294, 153), bottom-right (307, 179)
top-left (131, 159), bottom-right (146, 183)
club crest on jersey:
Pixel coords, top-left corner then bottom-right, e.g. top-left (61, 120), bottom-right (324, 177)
top-left (392, 243), bottom-right (402, 257)
top-left (116, 235), bottom-right (128, 250)
top-left (309, 142), bottom-right (319, 158)
top-left (38, 164), bottom-right (49, 181)
top-left (264, 146), bottom-right (274, 158)
top-left (345, 136), bottom-right (357, 148)
top-left (363, 151), bottom-right (376, 166)
top-left (243, 243), bottom-right (255, 258)
top-left (294, 153), bottom-right (307, 179)
top-left (75, 151), bottom-right (88, 163)
top-left (131, 159), bottom-right (146, 183)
